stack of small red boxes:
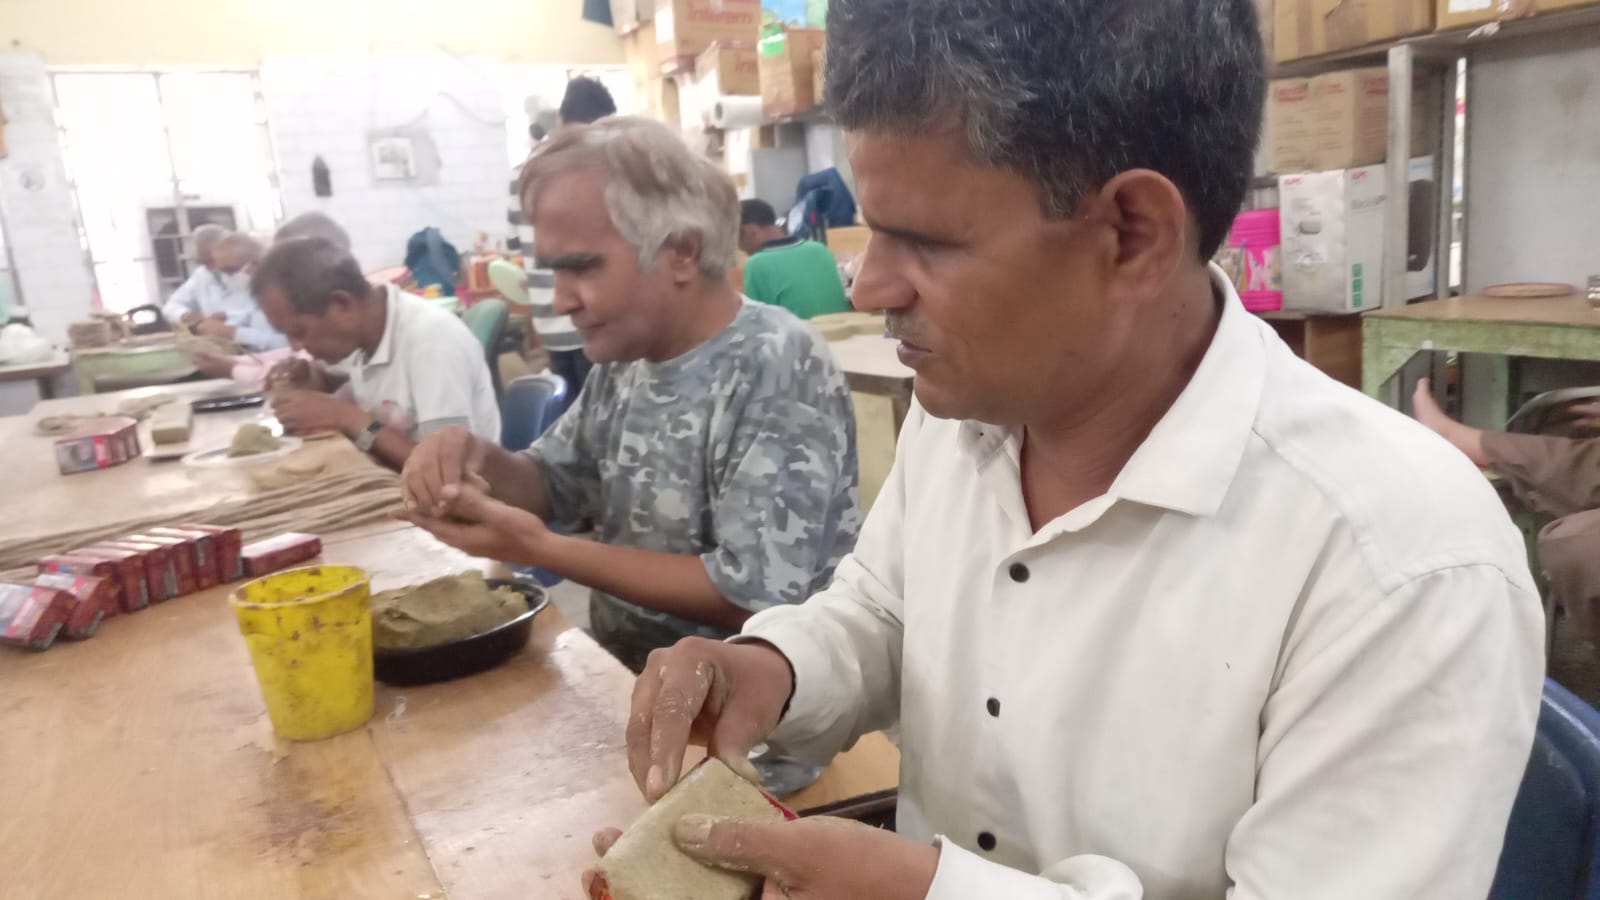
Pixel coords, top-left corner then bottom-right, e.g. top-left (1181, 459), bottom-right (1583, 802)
top-left (4, 524), bottom-right (312, 653)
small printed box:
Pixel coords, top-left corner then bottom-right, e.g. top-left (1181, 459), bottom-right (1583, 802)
top-left (86, 541), bottom-right (177, 602)
top-left (53, 417), bottom-right (141, 475)
top-left (180, 524), bottom-right (244, 582)
top-left (33, 573), bottom-right (116, 640)
top-left (129, 532), bottom-right (204, 594)
top-left (241, 533), bottom-right (323, 578)
top-left (55, 547), bottom-right (150, 612)
top-left (36, 554), bottom-right (126, 617)
top-left (149, 527), bottom-right (219, 588)
top-left (0, 583), bottom-right (74, 651)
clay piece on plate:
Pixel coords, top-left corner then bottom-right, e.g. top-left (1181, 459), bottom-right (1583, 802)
top-left (371, 571), bottom-right (526, 650)
top-left (228, 423), bottom-right (282, 458)
top-left (597, 758), bottom-right (789, 900)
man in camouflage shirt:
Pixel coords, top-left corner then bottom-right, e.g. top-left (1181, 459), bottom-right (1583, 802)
top-left (400, 117), bottom-right (860, 670)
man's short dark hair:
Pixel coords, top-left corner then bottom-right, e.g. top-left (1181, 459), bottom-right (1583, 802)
top-left (825, 0), bottom-right (1265, 260)
top-left (740, 199), bottom-right (778, 228)
top-left (559, 77), bottom-right (618, 125)
top-left (251, 237), bottom-right (370, 314)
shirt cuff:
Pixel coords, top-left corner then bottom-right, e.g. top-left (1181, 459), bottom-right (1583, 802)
top-left (737, 606), bottom-right (844, 752)
top-left (926, 839), bottom-right (1143, 900)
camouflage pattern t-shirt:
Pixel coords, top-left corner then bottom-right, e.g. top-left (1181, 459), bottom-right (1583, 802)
top-left (526, 299), bottom-right (861, 668)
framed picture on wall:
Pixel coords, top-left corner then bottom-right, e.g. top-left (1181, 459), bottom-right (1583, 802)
top-left (370, 136), bottom-right (417, 181)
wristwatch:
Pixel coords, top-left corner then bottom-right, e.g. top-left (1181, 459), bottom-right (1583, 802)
top-left (354, 419), bottom-right (383, 454)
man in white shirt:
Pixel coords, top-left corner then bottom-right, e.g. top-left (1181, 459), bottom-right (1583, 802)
top-left (163, 231), bottom-right (287, 352)
top-left (608, 1), bottom-right (1546, 899)
top-left (253, 236), bottom-right (500, 469)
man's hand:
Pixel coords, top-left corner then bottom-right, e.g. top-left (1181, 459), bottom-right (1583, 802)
top-left (194, 318), bottom-right (238, 341)
top-left (190, 349), bottom-right (236, 379)
top-left (402, 426), bottom-right (492, 517)
top-left (273, 387), bottom-right (363, 436)
top-left (396, 482), bottom-right (550, 566)
top-left (582, 816), bottom-right (939, 900)
top-left (179, 311), bottom-right (204, 328)
top-left (628, 638), bottom-right (796, 803)
top-left (266, 357), bottom-right (324, 392)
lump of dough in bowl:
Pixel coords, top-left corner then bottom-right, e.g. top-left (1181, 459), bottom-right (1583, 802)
top-left (371, 571), bottom-right (528, 650)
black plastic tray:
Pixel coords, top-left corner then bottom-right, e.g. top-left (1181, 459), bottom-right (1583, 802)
top-left (192, 393), bottom-right (266, 413)
top-left (373, 579), bottom-right (549, 686)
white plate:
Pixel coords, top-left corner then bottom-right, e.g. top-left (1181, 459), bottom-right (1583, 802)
top-left (180, 436), bottom-right (304, 468)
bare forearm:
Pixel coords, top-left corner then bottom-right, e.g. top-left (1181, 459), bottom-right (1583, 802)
top-left (533, 533), bottom-right (750, 630)
top-left (481, 446), bottom-right (553, 519)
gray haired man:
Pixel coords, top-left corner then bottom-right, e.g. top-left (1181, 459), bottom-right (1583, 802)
top-left (614, 1), bottom-right (1544, 899)
top-left (401, 117), bottom-right (860, 674)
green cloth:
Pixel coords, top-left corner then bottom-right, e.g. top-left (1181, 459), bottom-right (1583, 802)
top-left (742, 239), bottom-right (851, 320)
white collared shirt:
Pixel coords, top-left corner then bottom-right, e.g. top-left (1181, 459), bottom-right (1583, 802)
top-left (346, 285), bottom-right (501, 442)
top-left (744, 266), bottom-right (1544, 899)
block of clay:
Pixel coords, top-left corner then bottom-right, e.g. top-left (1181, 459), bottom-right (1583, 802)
top-left (149, 401), bottom-right (194, 445)
top-left (597, 758), bottom-right (791, 900)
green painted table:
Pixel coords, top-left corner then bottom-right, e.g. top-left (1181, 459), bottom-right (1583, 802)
top-left (1363, 292), bottom-right (1600, 425)
top-left (71, 341), bottom-right (193, 395)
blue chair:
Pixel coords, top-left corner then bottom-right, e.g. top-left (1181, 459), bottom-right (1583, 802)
top-left (500, 372), bottom-right (567, 452)
top-left (1490, 679), bottom-right (1600, 900)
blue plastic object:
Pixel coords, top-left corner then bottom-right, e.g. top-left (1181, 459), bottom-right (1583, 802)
top-left (1490, 679), bottom-right (1600, 900)
top-left (500, 372), bottom-right (567, 452)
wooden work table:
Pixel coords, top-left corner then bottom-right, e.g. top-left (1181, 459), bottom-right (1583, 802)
top-left (0, 381), bottom-right (372, 552)
top-left (0, 524), bottom-right (900, 899)
top-left (1363, 291), bottom-right (1600, 423)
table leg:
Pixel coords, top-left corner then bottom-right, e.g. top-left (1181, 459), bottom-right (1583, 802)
top-left (37, 375), bottom-right (56, 401)
top-left (1460, 353), bottom-right (1513, 430)
top-left (1361, 320), bottom-right (1421, 407)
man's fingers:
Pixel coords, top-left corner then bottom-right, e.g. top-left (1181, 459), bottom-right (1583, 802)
top-left (673, 815), bottom-right (791, 877)
top-left (592, 828), bottom-right (622, 857)
top-left (627, 653), bottom-right (669, 797)
top-left (646, 659), bottom-right (717, 801)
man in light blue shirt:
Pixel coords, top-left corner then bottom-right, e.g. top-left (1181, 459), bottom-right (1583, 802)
top-left (163, 231), bottom-right (286, 352)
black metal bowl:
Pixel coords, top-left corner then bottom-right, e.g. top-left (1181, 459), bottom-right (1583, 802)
top-left (373, 578), bottom-right (550, 686)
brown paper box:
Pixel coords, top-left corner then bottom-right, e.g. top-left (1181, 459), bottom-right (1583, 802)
top-left (1265, 78), bottom-right (1317, 174)
top-left (696, 41), bottom-right (760, 96)
top-left (759, 27), bottom-right (827, 118)
top-left (1274, 0), bottom-right (1434, 63)
top-left (1310, 66), bottom-right (1389, 169)
top-left (656, 0), bottom-right (761, 67)
top-left (1436, 0), bottom-right (1599, 30)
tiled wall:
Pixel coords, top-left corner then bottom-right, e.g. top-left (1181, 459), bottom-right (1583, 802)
top-left (261, 53), bottom-right (516, 271)
top-left (0, 54), bottom-right (97, 343)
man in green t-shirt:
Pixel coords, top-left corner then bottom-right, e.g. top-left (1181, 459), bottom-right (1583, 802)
top-left (738, 199), bottom-right (852, 320)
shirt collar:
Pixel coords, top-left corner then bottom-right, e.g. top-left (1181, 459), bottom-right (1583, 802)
top-left (960, 263), bottom-right (1265, 520)
top-left (759, 233), bottom-right (804, 252)
top-left (362, 284), bottom-right (402, 367)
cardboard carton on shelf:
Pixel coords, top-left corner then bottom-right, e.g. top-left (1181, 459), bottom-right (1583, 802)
top-left (1279, 164), bottom-right (1386, 314)
top-left (1436, 0), bottom-right (1600, 30)
top-left (611, 0), bottom-right (653, 34)
top-left (696, 41), bottom-right (761, 97)
top-left (1274, 0), bottom-right (1434, 63)
top-left (811, 47), bottom-right (825, 107)
top-left (1308, 66), bottom-right (1388, 170)
top-left (656, 0), bottom-right (761, 67)
top-left (1265, 77), bottom-right (1316, 173)
top-left (759, 27), bottom-right (827, 118)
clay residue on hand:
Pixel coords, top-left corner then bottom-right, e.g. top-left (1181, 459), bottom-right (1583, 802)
top-left (371, 571), bottom-right (527, 650)
top-left (229, 423), bottom-right (282, 457)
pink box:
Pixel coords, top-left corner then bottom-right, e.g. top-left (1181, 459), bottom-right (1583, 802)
top-left (1220, 209), bottom-right (1283, 312)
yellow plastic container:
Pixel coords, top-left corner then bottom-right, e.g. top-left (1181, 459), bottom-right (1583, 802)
top-left (231, 565), bottom-right (374, 741)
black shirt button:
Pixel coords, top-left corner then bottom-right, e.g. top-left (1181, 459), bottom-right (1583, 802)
top-left (986, 697), bottom-right (1001, 717)
top-left (1009, 563), bottom-right (1030, 583)
top-left (978, 831), bottom-right (997, 852)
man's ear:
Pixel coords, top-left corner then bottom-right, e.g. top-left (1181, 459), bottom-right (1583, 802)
top-left (663, 233), bottom-right (705, 284)
top-left (325, 289), bottom-right (360, 314)
top-left (1088, 169), bottom-right (1190, 304)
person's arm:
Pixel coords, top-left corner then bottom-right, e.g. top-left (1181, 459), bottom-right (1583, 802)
top-left (162, 271), bottom-right (204, 324)
top-left (529, 534), bottom-right (749, 629)
top-left (231, 306), bottom-right (289, 352)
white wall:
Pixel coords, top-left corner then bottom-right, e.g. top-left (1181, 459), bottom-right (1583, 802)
top-left (1464, 26), bottom-right (1600, 291)
top-left (0, 55), bottom-right (97, 342)
top-left (262, 53), bottom-right (514, 270)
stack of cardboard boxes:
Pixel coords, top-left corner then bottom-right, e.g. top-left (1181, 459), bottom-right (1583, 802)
top-left (1270, 0), bottom-right (1599, 63)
